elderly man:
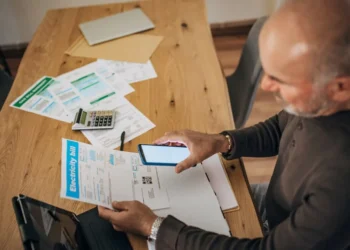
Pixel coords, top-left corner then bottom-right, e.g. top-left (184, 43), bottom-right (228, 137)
top-left (98, 0), bottom-right (350, 249)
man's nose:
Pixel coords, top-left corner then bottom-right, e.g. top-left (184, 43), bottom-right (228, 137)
top-left (261, 75), bottom-right (279, 92)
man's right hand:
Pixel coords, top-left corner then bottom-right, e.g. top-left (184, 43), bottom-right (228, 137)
top-left (154, 130), bottom-right (231, 173)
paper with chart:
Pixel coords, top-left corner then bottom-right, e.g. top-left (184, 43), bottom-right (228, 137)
top-left (49, 61), bottom-right (133, 119)
top-left (82, 98), bottom-right (155, 149)
top-left (10, 76), bottom-right (71, 122)
top-left (59, 61), bottom-right (134, 97)
top-left (99, 59), bottom-right (157, 84)
top-left (61, 139), bottom-right (170, 210)
top-left (94, 60), bottom-right (134, 96)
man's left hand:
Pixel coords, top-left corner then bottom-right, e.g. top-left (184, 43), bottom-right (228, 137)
top-left (98, 201), bottom-right (157, 237)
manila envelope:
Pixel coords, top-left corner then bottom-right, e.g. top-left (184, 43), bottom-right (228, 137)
top-left (65, 34), bottom-right (163, 63)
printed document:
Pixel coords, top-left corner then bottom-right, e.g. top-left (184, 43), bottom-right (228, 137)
top-left (99, 59), bottom-right (157, 84)
top-left (61, 139), bottom-right (170, 210)
top-left (49, 62), bottom-right (130, 118)
top-left (82, 98), bottom-right (155, 149)
top-left (10, 76), bottom-right (71, 122)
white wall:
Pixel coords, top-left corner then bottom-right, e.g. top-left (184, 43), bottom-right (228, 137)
top-left (206, 0), bottom-right (285, 24)
top-left (206, 0), bottom-right (269, 24)
top-left (0, 0), bottom-right (135, 46)
top-left (0, 0), bottom-right (285, 46)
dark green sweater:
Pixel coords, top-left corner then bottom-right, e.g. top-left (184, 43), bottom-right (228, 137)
top-left (156, 110), bottom-right (350, 250)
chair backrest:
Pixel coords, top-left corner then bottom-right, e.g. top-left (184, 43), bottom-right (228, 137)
top-left (226, 17), bottom-right (268, 129)
top-left (0, 69), bottom-right (13, 111)
top-left (0, 48), bottom-right (12, 76)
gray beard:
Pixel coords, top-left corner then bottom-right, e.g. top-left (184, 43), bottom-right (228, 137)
top-left (274, 92), bottom-right (332, 118)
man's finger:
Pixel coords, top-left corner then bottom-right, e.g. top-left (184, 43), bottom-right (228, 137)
top-left (98, 206), bottom-right (115, 221)
top-left (153, 133), bottom-right (186, 145)
top-left (112, 201), bottom-right (130, 211)
top-left (175, 156), bottom-right (197, 174)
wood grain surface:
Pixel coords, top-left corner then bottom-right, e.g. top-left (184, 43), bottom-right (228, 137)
top-left (0, 1), bottom-right (262, 249)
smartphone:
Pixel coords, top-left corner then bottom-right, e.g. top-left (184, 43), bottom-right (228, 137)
top-left (138, 144), bottom-right (190, 166)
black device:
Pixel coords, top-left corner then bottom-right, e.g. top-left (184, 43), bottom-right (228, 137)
top-left (12, 195), bottom-right (132, 250)
top-left (138, 144), bottom-right (190, 166)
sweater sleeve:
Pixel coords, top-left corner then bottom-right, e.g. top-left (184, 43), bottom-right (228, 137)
top-left (155, 167), bottom-right (350, 250)
top-left (222, 111), bottom-right (289, 159)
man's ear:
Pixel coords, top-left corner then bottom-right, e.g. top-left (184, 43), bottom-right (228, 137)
top-left (327, 77), bottom-right (350, 102)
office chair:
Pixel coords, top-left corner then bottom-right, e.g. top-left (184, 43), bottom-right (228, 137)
top-left (0, 69), bottom-right (13, 111)
top-left (226, 17), bottom-right (268, 129)
top-left (0, 48), bottom-right (12, 76)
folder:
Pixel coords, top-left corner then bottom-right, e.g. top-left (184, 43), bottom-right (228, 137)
top-left (65, 34), bottom-right (163, 63)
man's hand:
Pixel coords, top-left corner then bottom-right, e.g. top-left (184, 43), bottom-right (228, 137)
top-left (98, 201), bottom-right (157, 237)
top-left (154, 130), bottom-right (230, 173)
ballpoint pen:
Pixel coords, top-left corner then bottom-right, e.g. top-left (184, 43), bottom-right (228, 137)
top-left (120, 131), bottom-right (125, 151)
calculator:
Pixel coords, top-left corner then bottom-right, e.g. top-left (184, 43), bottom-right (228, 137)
top-left (72, 108), bottom-right (116, 130)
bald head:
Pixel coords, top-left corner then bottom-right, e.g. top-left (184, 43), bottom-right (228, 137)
top-left (259, 0), bottom-right (350, 117)
top-left (261, 0), bottom-right (350, 85)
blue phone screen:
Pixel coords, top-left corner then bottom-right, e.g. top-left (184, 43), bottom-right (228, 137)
top-left (141, 145), bottom-right (190, 164)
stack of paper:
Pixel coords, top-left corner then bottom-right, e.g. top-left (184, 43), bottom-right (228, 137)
top-left (60, 139), bottom-right (231, 245)
top-left (11, 59), bottom-right (158, 149)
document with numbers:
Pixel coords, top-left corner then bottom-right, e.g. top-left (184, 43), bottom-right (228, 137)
top-left (49, 62), bottom-right (130, 119)
top-left (61, 139), bottom-right (169, 210)
top-left (10, 76), bottom-right (71, 122)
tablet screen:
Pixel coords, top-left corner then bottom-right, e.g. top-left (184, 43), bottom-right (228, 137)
top-left (17, 196), bottom-right (83, 250)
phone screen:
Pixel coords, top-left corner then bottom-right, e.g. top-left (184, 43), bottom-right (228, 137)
top-left (140, 145), bottom-right (190, 165)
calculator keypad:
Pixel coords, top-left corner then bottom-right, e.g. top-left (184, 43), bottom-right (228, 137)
top-left (88, 111), bottom-right (114, 128)
top-left (72, 109), bottom-right (115, 131)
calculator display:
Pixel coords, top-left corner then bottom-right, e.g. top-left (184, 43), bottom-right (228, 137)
top-left (81, 111), bottom-right (87, 124)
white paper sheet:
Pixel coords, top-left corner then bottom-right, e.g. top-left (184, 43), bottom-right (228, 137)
top-left (99, 59), bottom-right (157, 84)
top-left (148, 162), bottom-right (234, 250)
top-left (58, 61), bottom-right (134, 96)
top-left (95, 60), bottom-right (134, 96)
top-left (60, 139), bottom-right (169, 210)
top-left (154, 165), bottom-right (231, 236)
top-left (10, 76), bottom-right (71, 122)
top-left (147, 164), bottom-right (232, 250)
top-left (49, 62), bottom-right (129, 119)
top-left (48, 81), bottom-right (91, 119)
top-left (202, 154), bottom-right (238, 210)
top-left (82, 98), bottom-right (155, 149)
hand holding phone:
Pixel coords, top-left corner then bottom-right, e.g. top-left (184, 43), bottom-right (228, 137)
top-left (152, 130), bottom-right (230, 173)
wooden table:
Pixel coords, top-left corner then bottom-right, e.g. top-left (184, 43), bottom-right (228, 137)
top-left (0, 1), bottom-right (262, 249)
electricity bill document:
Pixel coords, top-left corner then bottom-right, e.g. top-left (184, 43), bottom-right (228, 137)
top-left (61, 139), bottom-right (170, 210)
